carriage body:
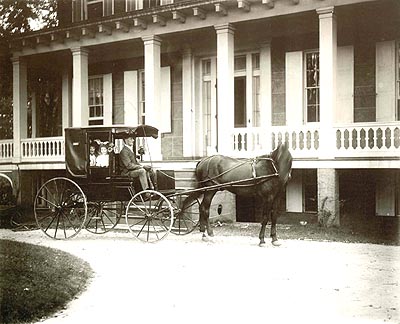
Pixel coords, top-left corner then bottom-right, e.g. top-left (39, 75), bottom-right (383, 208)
top-left (64, 125), bottom-right (174, 201)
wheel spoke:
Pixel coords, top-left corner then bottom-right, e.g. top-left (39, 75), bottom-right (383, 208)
top-left (126, 190), bottom-right (173, 243)
top-left (35, 178), bottom-right (87, 240)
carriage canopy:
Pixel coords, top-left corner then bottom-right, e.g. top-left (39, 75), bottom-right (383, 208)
top-left (65, 125), bottom-right (159, 178)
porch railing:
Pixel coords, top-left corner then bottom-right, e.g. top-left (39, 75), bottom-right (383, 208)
top-left (231, 126), bottom-right (320, 158)
top-left (335, 122), bottom-right (400, 157)
top-left (21, 137), bottom-right (65, 162)
top-left (231, 123), bottom-right (400, 158)
top-left (0, 140), bottom-right (13, 162)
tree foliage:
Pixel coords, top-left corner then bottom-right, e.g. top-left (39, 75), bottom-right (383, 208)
top-left (0, 0), bottom-right (58, 139)
top-left (0, 0), bottom-right (58, 38)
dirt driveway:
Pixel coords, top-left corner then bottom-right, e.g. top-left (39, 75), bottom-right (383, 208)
top-left (1, 229), bottom-right (399, 324)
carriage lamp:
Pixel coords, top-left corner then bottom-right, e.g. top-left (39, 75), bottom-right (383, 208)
top-left (138, 146), bottom-right (145, 161)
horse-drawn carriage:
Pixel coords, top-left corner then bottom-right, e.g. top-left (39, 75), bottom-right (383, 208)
top-left (34, 125), bottom-right (200, 242)
top-left (34, 124), bottom-right (292, 246)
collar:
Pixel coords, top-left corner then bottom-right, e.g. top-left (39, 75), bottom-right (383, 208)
top-left (124, 143), bottom-right (134, 152)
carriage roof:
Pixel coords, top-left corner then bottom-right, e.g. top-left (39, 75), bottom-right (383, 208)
top-left (65, 125), bottom-right (158, 178)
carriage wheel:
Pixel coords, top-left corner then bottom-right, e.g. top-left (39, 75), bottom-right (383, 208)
top-left (85, 201), bottom-right (122, 234)
top-left (125, 190), bottom-right (173, 243)
top-left (34, 177), bottom-right (87, 240)
top-left (164, 193), bottom-right (200, 235)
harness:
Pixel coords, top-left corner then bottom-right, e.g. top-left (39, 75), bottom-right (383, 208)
top-left (198, 155), bottom-right (279, 187)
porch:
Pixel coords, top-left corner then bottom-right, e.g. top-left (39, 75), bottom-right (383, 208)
top-left (1, 122), bottom-right (400, 166)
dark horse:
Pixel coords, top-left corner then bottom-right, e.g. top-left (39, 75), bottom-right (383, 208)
top-left (187, 143), bottom-right (292, 246)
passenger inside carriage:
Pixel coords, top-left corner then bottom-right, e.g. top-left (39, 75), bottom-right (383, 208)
top-left (95, 144), bottom-right (109, 168)
top-left (89, 144), bottom-right (97, 167)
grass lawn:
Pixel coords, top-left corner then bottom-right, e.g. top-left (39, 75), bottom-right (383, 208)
top-left (0, 239), bottom-right (93, 324)
top-left (214, 215), bottom-right (400, 246)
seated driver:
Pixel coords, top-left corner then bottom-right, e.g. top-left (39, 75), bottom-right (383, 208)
top-left (119, 134), bottom-right (157, 191)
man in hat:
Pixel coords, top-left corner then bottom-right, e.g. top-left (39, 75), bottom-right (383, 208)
top-left (119, 134), bottom-right (157, 191)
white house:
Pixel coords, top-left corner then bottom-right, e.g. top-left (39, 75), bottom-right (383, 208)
top-left (1, 0), bottom-right (400, 225)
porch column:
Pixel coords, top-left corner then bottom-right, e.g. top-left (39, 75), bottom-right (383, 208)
top-left (260, 41), bottom-right (272, 152)
top-left (12, 56), bottom-right (28, 163)
top-left (182, 47), bottom-right (195, 158)
top-left (215, 23), bottom-right (235, 155)
top-left (317, 7), bottom-right (337, 159)
top-left (143, 35), bottom-right (162, 160)
top-left (62, 67), bottom-right (71, 131)
top-left (71, 47), bottom-right (89, 127)
top-left (317, 168), bottom-right (339, 227)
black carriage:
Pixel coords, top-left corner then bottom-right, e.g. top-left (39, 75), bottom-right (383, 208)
top-left (34, 125), bottom-right (200, 242)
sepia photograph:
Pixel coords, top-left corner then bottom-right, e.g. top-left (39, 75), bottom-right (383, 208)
top-left (0, 0), bottom-right (399, 323)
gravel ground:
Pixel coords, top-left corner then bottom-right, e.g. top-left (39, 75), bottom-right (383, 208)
top-left (1, 228), bottom-right (399, 324)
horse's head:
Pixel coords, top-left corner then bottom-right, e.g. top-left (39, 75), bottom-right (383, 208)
top-left (271, 143), bottom-right (292, 184)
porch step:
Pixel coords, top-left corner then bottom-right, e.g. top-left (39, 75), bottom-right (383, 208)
top-left (152, 161), bottom-right (197, 190)
top-left (174, 169), bottom-right (196, 189)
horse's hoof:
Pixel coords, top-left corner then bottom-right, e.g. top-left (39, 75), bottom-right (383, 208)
top-left (259, 242), bottom-right (266, 247)
top-left (271, 240), bottom-right (281, 247)
top-left (202, 235), bottom-right (214, 243)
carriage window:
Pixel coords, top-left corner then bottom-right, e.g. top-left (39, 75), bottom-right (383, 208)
top-left (88, 76), bottom-right (104, 125)
top-left (305, 51), bottom-right (320, 123)
top-left (89, 137), bottom-right (113, 168)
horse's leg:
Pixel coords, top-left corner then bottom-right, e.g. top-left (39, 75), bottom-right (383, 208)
top-left (199, 191), bottom-right (215, 241)
top-left (270, 198), bottom-right (281, 246)
top-left (258, 201), bottom-right (270, 247)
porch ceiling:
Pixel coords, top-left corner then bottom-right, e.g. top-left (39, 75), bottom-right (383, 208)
top-left (9, 0), bottom-right (382, 58)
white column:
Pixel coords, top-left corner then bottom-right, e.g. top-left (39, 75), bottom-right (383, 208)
top-left (215, 23), bottom-right (235, 155)
top-left (182, 47), bottom-right (195, 158)
top-left (260, 41), bottom-right (272, 151)
top-left (124, 71), bottom-right (139, 125)
top-left (71, 47), bottom-right (89, 127)
top-left (62, 67), bottom-right (71, 132)
top-left (317, 7), bottom-right (337, 159)
top-left (12, 57), bottom-right (28, 162)
top-left (143, 35), bottom-right (162, 160)
top-left (31, 93), bottom-right (36, 137)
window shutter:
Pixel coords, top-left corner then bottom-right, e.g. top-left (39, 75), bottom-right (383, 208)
top-left (285, 51), bottom-right (303, 126)
top-left (123, 71), bottom-right (138, 125)
top-left (103, 73), bottom-right (113, 125)
top-left (159, 66), bottom-right (171, 133)
top-left (376, 41), bottom-right (396, 122)
top-left (336, 46), bottom-right (354, 123)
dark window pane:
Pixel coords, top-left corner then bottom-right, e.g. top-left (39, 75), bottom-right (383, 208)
top-left (87, 2), bottom-right (103, 20)
top-left (234, 77), bottom-right (246, 127)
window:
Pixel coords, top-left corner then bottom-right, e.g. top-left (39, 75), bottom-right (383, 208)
top-left (234, 53), bottom-right (261, 128)
top-left (88, 76), bottom-right (104, 125)
top-left (252, 53), bottom-right (260, 127)
top-left (139, 70), bottom-right (146, 124)
top-left (397, 42), bottom-right (400, 121)
top-left (202, 59), bottom-right (212, 152)
top-left (127, 0), bottom-right (172, 10)
top-left (234, 55), bottom-right (246, 128)
top-left (87, 0), bottom-right (103, 20)
top-left (305, 51), bottom-right (320, 123)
